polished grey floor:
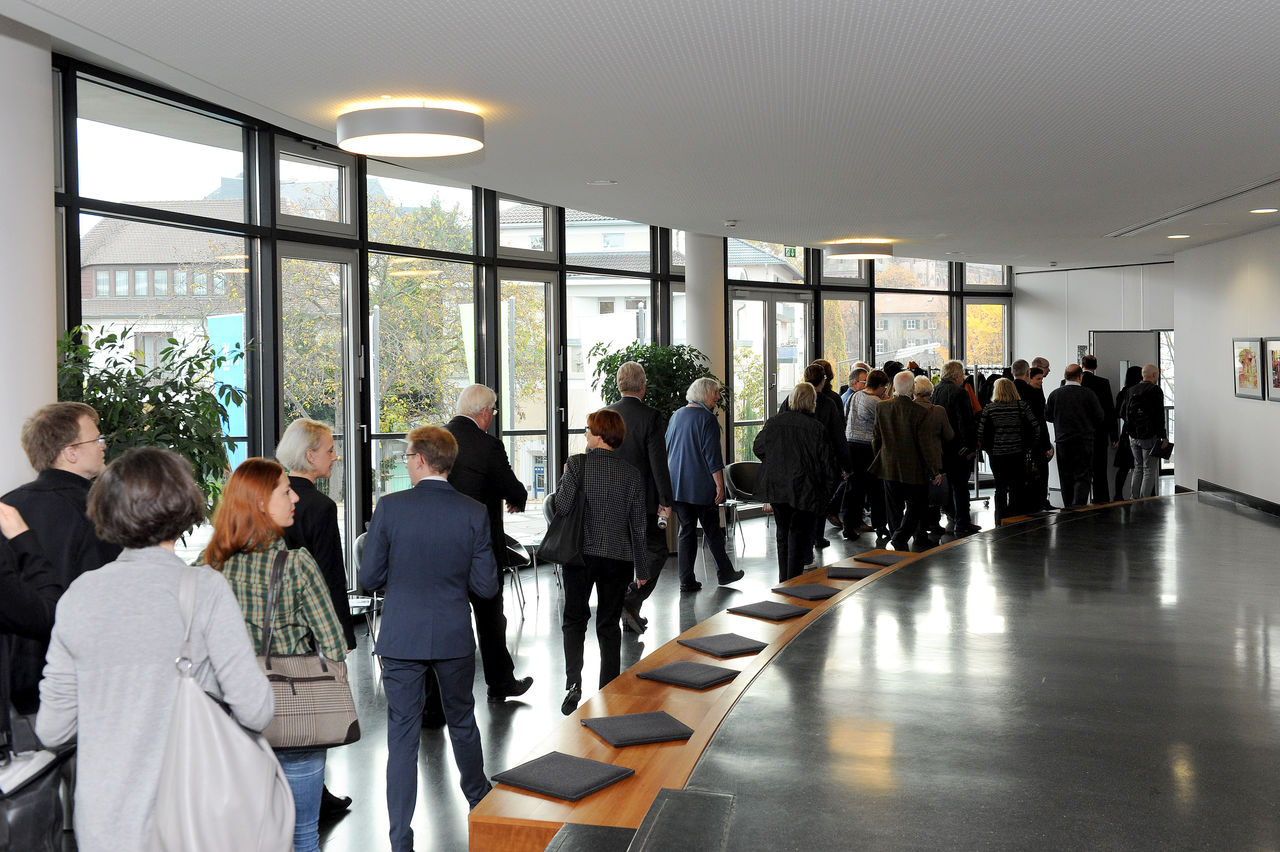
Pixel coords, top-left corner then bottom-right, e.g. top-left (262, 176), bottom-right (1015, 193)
top-left (688, 493), bottom-right (1280, 850)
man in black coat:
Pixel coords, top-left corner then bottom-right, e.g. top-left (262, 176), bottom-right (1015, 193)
top-left (606, 361), bottom-right (674, 634)
top-left (930, 360), bottom-right (980, 535)
top-left (3, 403), bottom-right (120, 710)
top-left (1080, 354), bottom-right (1118, 504)
top-left (1045, 364), bottom-right (1105, 509)
top-left (445, 384), bottom-right (533, 703)
top-left (1014, 361), bottom-right (1054, 510)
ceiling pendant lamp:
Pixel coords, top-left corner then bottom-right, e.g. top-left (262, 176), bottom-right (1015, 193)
top-left (825, 239), bottom-right (895, 260)
top-left (336, 106), bottom-right (484, 157)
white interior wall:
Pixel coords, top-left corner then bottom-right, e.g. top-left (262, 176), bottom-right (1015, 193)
top-left (1172, 226), bottom-right (1280, 502)
top-left (1013, 263), bottom-right (1175, 374)
top-left (0, 18), bottom-right (56, 491)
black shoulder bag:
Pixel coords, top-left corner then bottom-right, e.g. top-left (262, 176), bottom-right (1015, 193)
top-left (540, 454), bottom-right (587, 568)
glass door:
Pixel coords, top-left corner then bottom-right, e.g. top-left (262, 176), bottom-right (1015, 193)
top-left (822, 292), bottom-right (868, 390)
top-left (277, 243), bottom-right (361, 583)
top-left (730, 290), bottom-right (811, 461)
top-left (497, 269), bottom-right (555, 535)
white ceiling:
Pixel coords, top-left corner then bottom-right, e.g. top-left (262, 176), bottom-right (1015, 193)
top-left (8, 0), bottom-right (1280, 268)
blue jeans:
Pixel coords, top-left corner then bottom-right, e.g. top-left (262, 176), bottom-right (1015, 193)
top-left (276, 748), bottom-right (326, 852)
top-left (1130, 436), bottom-right (1161, 498)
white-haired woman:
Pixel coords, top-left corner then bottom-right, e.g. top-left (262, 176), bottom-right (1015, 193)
top-left (664, 377), bottom-right (745, 592)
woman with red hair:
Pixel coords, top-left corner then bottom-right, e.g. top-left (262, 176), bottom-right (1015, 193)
top-left (205, 457), bottom-right (347, 852)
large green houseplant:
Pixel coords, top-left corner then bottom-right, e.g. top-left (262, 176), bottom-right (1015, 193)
top-left (58, 326), bottom-right (247, 512)
top-left (589, 341), bottom-right (724, 421)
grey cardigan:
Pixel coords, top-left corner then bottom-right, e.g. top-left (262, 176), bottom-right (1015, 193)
top-left (36, 547), bottom-right (273, 852)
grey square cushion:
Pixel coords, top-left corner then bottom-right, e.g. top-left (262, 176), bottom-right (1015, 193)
top-left (853, 551), bottom-right (908, 567)
top-left (581, 711), bottom-right (694, 747)
top-left (492, 751), bottom-right (634, 801)
top-left (827, 563), bottom-right (880, 580)
top-left (677, 632), bottom-right (768, 659)
top-left (727, 600), bottom-right (810, 621)
top-left (636, 660), bottom-right (738, 690)
top-left (771, 583), bottom-right (838, 601)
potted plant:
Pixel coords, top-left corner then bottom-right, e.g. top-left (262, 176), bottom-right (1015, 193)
top-left (588, 341), bottom-right (724, 421)
top-left (58, 325), bottom-right (247, 513)
top-left (589, 342), bottom-right (725, 551)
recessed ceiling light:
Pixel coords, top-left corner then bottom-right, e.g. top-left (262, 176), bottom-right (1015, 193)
top-left (1167, 234), bottom-right (1191, 239)
top-left (586, 179), bottom-right (618, 186)
top-left (1250, 208), bottom-right (1279, 214)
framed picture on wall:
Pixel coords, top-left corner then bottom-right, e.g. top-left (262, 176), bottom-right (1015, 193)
top-left (1265, 338), bottom-right (1280, 402)
top-left (1233, 337), bottom-right (1264, 399)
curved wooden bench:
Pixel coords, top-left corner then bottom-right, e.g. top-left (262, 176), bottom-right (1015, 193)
top-left (467, 550), bottom-right (922, 851)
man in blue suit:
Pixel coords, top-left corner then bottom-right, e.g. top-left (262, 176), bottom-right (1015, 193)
top-left (359, 425), bottom-right (499, 852)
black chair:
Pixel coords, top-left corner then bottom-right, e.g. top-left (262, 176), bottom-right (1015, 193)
top-left (347, 532), bottom-right (383, 652)
top-left (503, 534), bottom-right (530, 617)
top-left (724, 460), bottom-right (766, 547)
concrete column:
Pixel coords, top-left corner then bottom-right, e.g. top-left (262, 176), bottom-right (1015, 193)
top-left (683, 233), bottom-right (726, 381)
top-left (0, 18), bottom-right (56, 491)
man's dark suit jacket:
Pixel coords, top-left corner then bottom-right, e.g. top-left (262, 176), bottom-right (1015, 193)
top-left (1081, 371), bottom-right (1118, 443)
top-left (445, 415), bottom-right (528, 560)
top-left (606, 395), bottom-right (673, 514)
top-left (359, 478), bottom-right (499, 661)
top-left (869, 394), bottom-right (941, 485)
top-left (284, 476), bottom-right (357, 650)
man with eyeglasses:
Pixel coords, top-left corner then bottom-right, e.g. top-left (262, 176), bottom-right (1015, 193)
top-left (3, 402), bottom-right (120, 713)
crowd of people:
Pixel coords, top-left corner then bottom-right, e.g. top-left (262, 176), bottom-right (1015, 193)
top-left (0, 353), bottom-right (1168, 851)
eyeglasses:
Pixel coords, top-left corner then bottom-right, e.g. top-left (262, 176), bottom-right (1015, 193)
top-left (400, 452), bottom-right (419, 463)
top-left (67, 435), bottom-right (107, 449)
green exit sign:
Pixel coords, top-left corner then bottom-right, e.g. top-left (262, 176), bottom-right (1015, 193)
top-left (784, 246), bottom-right (796, 258)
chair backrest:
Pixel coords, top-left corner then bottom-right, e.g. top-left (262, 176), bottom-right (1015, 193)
top-left (353, 531), bottom-right (367, 573)
top-left (504, 533), bottom-right (531, 569)
top-left (725, 461), bottom-right (762, 501)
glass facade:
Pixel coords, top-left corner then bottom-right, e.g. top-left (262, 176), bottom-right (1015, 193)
top-left (55, 58), bottom-right (1011, 540)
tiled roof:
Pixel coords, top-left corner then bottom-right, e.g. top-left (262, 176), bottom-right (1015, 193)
top-left (80, 201), bottom-right (246, 266)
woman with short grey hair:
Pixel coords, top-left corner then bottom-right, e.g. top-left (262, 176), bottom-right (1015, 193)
top-left (685, 376), bottom-right (721, 404)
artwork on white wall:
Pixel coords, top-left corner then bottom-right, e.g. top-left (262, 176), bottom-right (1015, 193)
top-left (1233, 337), bottom-right (1263, 400)
top-left (1265, 338), bottom-right (1280, 402)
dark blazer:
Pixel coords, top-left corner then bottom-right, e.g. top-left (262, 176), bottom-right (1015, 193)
top-left (1081, 371), bottom-right (1118, 443)
top-left (283, 476), bottom-right (357, 650)
top-left (3, 469), bottom-right (119, 712)
top-left (359, 478), bottom-right (499, 661)
top-left (870, 394), bottom-right (941, 485)
top-left (2, 469), bottom-right (120, 588)
top-left (606, 395), bottom-right (673, 514)
top-left (781, 390), bottom-right (851, 473)
top-left (445, 415), bottom-right (528, 560)
top-left (752, 409), bottom-right (834, 514)
top-left (1045, 383), bottom-right (1105, 443)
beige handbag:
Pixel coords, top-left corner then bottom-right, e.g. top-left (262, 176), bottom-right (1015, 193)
top-left (258, 551), bottom-right (360, 749)
top-left (152, 568), bottom-right (294, 852)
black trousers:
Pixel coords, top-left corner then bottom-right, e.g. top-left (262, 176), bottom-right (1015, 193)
top-left (470, 588), bottom-right (517, 689)
top-left (562, 554), bottom-right (632, 689)
top-left (884, 480), bottom-right (928, 545)
top-left (771, 503), bottom-right (816, 583)
top-left (1090, 433), bottom-right (1111, 503)
top-left (842, 442), bottom-right (886, 531)
top-left (1055, 437), bottom-right (1094, 508)
top-left (988, 452), bottom-right (1027, 524)
top-left (941, 455), bottom-right (973, 526)
top-left (623, 512), bottom-right (669, 614)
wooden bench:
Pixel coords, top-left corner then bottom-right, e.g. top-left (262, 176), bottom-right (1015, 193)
top-left (468, 550), bottom-right (920, 851)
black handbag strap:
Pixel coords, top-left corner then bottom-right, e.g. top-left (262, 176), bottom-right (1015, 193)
top-left (259, 549), bottom-right (327, 671)
top-left (259, 550), bottom-right (288, 666)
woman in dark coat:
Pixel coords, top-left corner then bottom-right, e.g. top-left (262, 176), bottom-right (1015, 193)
top-left (753, 382), bottom-right (835, 582)
top-left (552, 408), bottom-right (648, 716)
top-left (976, 378), bottom-right (1041, 524)
top-left (1112, 365), bottom-right (1143, 500)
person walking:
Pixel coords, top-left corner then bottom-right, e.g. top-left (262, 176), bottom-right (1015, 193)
top-left (552, 408), bottom-right (648, 715)
top-left (754, 382), bottom-right (834, 581)
top-left (665, 377), bottom-right (745, 592)
top-left (977, 378), bottom-right (1041, 523)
